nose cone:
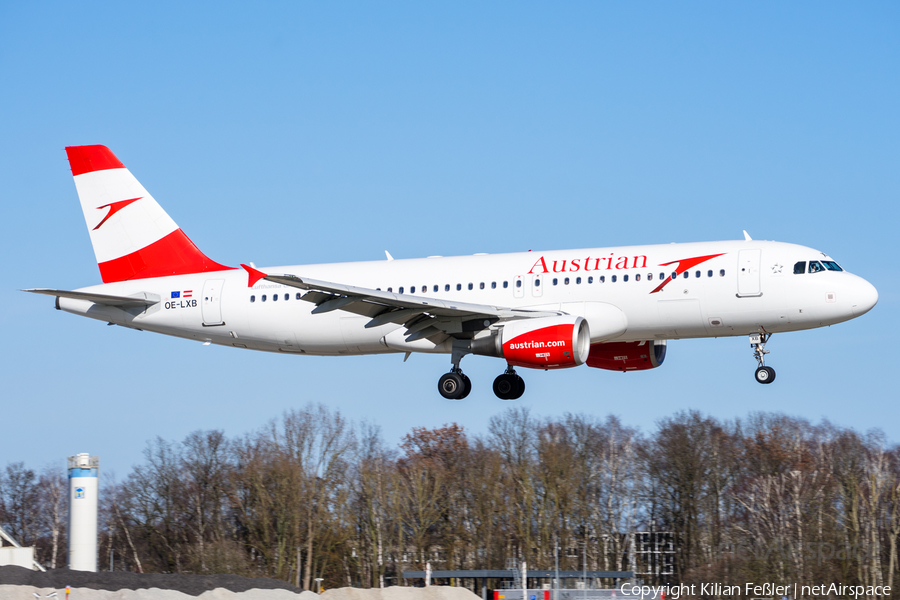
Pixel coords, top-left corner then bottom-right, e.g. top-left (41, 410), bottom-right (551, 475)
top-left (851, 278), bottom-right (878, 316)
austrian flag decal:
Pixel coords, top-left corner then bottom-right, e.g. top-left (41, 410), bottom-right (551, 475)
top-left (170, 290), bottom-right (193, 299)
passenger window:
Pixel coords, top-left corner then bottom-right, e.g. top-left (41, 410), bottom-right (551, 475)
top-left (683, 272), bottom-right (689, 279)
top-left (387, 287), bottom-right (392, 292)
top-left (648, 273), bottom-right (653, 281)
top-left (719, 269), bottom-right (725, 277)
top-left (250, 295), bottom-right (256, 303)
top-left (672, 272), bottom-right (678, 280)
top-left (479, 282), bottom-right (485, 290)
top-left (600, 276), bottom-right (605, 283)
top-left (660, 273), bottom-right (665, 280)
top-left (457, 284), bottom-right (462, 291)
top-left (588, 276), bottom-right (593, 283)
top-left (635, 274), bottom-right (640, 282)
top-left (399, 287), bottom-right (404, 294)
top-left (707, 270), bottom-right (713, 277)
top-left (695, 271), bottom-right (700, 278)
top-left (284, 293), bottom-right (289, 300)
top-left (793, 261), bottom-right (806, 274)
top-left (503, 281), bottom-right (509, 289)
top-left (516, 280), bottom-right (522, 288)
top-left (553, 278), bottom-right (558, 286)
top-left (823, 261), bottom-right (843, 272)
top-left (564, 277), bottom-right (570, 285)
top-left (273, 294), bottom-right (278, 301)
top-left (262, 295), bottom-right (267, 302)
top-left (468, 283), bottom-right (473, 290)
top-left (576, 277), bottom-right (582, 284)
top-left (409, 287), bottom-right (414, 294)
top-left (612, 275), bottom-right (617, 283)
top-left (491, 282), bottom-right (497, 289)
top-left (296, 293), bottom-right (302, 299)
top-left (623, 275), bottom-right (628, 282)
top-left (433, 285), bottom-right (438, 292)
top-left (808, 261), bottom-right (824, 273)
top-left (445, 284), bottom-right (450, 292)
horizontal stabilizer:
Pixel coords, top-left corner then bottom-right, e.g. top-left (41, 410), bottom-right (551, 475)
top-left (24, 288), bottom-right (159, 308)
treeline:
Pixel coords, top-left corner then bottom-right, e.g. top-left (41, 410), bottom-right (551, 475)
top-left (2, 407), bottom-right (899, 597)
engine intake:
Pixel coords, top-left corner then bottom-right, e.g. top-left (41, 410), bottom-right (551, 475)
top-left (472, 315), bottom-right (591, 369)
top-left (586, 340), bottom-right (667, 371)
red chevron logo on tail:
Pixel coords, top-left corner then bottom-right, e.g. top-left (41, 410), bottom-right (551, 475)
top-left (93, 197), bottom-right (142, 230)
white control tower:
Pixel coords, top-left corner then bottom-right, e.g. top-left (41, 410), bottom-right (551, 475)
top-left (68, 453), bottom-right (99, 571)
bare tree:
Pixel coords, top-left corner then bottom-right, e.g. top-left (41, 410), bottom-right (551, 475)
top-left (37, 465), bottom-right (67, 568)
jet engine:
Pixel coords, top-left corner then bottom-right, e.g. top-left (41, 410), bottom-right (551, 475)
top-left (586, 340), bottom-right (667, 371)
top-left (472, 315), bottom-right (591, 369)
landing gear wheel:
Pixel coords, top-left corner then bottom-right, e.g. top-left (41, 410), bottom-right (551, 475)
top-left (493, 374), bottom-right (517, 400)
top-left (438, 372), bottom-right (466, 399)
top-left (493, 372), bottom-right (526, 400)
top-left (460, 374), bottom-right (472, 399)
top-left (755, 366), bottom-right (776, 384)
top-left (511, 375), bottom-right (525, 399)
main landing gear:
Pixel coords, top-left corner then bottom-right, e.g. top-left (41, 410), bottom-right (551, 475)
top-left (437, 366), bottom-right (526, 400)
top-left (750, 332), bottom-right (776, 384)
top-left (437, 341), bottom-right (527, 400)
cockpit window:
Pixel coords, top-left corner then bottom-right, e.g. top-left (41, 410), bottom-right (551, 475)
top-left (808, 261), bottom-right (824, 273)
top-left (822, 261), bottom-right (843, 272)
top-left (793, 261), bottom-right (806, 274)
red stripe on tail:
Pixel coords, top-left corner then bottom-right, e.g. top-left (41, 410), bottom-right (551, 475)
top-left (66, 145), bottom-right (125, 177)
top-left (98, 229), bottom-right (235, 283)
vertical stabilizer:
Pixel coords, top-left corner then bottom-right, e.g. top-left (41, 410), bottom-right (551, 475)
top-left (65, 145), bottom-right (233, 283)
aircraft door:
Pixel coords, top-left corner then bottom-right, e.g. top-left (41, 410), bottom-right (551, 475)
top-left (737, 249), bottom-right (762, 297)
top-left (532, 273), bottom-right (543, 297)
top-left (201, 279), bottom-right (225, 326)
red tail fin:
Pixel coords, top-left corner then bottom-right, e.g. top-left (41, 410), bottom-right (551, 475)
top-left (66, 145), bottom-right (234, 283)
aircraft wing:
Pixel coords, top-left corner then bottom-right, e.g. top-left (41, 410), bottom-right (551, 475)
top-left (24, 288), bottom-right (160, 308)
top-left (241, 264), bottom-right (561, 342)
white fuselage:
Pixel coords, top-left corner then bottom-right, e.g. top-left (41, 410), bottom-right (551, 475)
top-left (57, 239), bottom-right (877, 359)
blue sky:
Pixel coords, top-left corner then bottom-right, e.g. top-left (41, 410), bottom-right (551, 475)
top-left (2, 2), bottom-right (898, 477)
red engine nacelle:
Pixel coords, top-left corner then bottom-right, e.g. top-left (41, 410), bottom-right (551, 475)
top-left (586, 340), bottom-right (667, 371)
top-left (473, 316), bottom-right (591, 370)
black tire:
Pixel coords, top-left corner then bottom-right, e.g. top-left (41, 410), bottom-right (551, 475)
top-left (438, 372), bottom-right (466, 399)
top-left (755, 366), bottom-right (776, 384)
top-left (511, 375), bottom-right (526, 399)
top-left (493, 374), bottom-right (515, 399)
top-left (459, 374), bottom-right (472, 399)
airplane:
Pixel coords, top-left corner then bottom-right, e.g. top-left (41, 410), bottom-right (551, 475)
top-left (26, 145), bottom-right (879, 400)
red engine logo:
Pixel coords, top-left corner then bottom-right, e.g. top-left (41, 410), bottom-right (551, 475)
top-left (501, 317), bottom-right (591, 370)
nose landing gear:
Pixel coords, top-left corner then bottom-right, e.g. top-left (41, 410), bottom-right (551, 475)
top-left (751, 332), bottom-right (776, 384)
top-left (493, 366), bottom-right (525, 400)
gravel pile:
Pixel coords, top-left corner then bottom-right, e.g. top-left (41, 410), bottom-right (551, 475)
top-left (0, 565), bottom-right (318, 598)
top-left (0, 567), bottom-right (477, 600)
